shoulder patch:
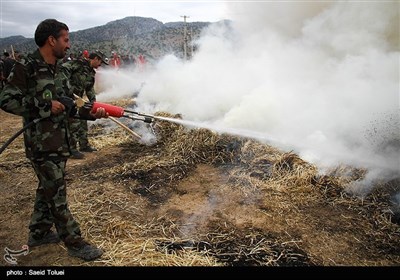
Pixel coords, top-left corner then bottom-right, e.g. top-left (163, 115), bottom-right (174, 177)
top-left (42, 89), bottom-right (53, 100)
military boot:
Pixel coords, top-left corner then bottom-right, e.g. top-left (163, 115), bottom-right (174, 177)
top-left (67, 239), bottom-right (103, 261)
top-left (79, 146), bottom-right (97, 152)
top-left (70, 150), bottom-right (85, 159)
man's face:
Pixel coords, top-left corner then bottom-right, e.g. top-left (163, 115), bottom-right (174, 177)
top-left (53, 29), bottom-right (70, 59)
top-left (92, 57), bottom-right (103, 69)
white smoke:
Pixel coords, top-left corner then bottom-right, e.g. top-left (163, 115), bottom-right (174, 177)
top-left (95, 2), bottom-right (400, 193)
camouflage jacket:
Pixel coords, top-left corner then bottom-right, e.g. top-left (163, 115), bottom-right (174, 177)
top-left (57, 58), bottom-right (96, 102)
top-left (0, 49), bottom-right (71, 161)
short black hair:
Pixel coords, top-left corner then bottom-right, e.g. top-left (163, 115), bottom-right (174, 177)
top-left (34, 19), bottom-right (69, 47)
top-left (88, 53), bottom-right (98, 60)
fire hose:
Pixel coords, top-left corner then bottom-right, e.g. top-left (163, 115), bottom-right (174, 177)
top-left (88, 101), bottom-right (155, 123)
top-left (73, 94), bottom-right (161, 139)
top-left (0, 96), bottom-right (158, 155)
top-left (72, 93), bottom-right (158, 124)
top-left (0, 118), bottom-right (44, 155)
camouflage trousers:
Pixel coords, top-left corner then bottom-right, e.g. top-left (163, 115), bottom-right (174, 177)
top-left (69, 118), bottom-right (89, 150)
top-left (29, 159), bottom-right (82, 246)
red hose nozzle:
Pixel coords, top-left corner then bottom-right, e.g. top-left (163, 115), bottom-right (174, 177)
top-left (91, 102), bottom-right (124, 118)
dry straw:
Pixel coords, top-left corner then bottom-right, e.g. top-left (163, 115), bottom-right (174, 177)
top-left (1, 110), bottom-right (398, 266)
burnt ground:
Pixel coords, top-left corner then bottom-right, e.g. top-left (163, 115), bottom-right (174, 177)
top-left (0, 109), bottom-right (399, 268)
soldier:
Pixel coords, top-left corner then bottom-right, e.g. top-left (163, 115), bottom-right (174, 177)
top-left (0, 56), bottom-right (4, 89)
top-left (57, 50), bottom-right (108, 159)
top-left (0, 19), bottom-right (108, 261)
top-left (2, 51), bottom-right (15, 82)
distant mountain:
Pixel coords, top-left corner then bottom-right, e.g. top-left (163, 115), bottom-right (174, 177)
top-left (0, 35), bottom-right (35, 54)
top-left (71, 17), bottom-right (164, 43)
top-left (0, 16), bottom-right (229, 62)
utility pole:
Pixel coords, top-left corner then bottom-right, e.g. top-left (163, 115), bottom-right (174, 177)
top-left (190, 26), bottom-right (194, 57)
top-left (181, 15), bottom-right (190, 60)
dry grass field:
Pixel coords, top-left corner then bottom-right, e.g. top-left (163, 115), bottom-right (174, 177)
top-left (0, 108), bottom-right (399, 268)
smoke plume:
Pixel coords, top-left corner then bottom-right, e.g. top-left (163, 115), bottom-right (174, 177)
top-left (96, 2), bottom-right (399, 194)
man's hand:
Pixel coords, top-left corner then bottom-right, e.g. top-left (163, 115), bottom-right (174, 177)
top-left (51, 100), bottom-right (65, 115)
top-left (91, 107), bottom-right (109, 119)
top-left (58, 96), bottom-right (77, 117)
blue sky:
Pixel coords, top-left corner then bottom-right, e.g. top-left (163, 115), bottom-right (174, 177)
top-left (0, 0), bottom-right (230, 38)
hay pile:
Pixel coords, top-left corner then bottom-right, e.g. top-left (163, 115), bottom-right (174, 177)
top-left (60, 113), bottom-right (400, 266)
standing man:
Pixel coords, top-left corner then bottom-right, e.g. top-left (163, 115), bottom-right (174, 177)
top-left (2, 51), bottom-right (16, 82)
top-left (0, 54), bottom-right (4, 89)
top-left (0, 19), bottom-right (107, 261)
top-left (58, 50), bottom-right (108, 159)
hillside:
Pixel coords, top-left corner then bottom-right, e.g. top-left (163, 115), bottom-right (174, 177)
top-left (0, 16), bottom-right (219, 61)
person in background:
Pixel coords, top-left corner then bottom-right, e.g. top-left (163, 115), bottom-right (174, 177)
top-left (0, 55), bottom-right (4, 89)
top-left (137, 54), bottom-right (146, 71)
top-left (57, 50), bottom-right (109, 158)
top-left (0, 18), bottom-right (108, 261)
top-left (14, 50), bottom-right (22, 61)
top-left (2, 51), bottom-right (16, 82)
top-left (82, 49), bottom-right (89, 59)
top-left (110, 51), bottom-right (121, 69)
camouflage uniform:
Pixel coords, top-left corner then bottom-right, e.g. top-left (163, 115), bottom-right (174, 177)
top-left (0, 59), bottom-right (4, 89)
top-left (0, 49), bottom-right (83, 246)
top-left (58, 58), bottom-right (96, 151)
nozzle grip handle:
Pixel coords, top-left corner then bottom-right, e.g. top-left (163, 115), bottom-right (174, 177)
top-left (91, 102), bottom-right (124, 117)
top-left (143, 116), bottom-right (153, 123)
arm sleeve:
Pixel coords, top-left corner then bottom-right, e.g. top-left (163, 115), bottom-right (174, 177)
top-left (85, 86), bottom-right (96, 103)
top-left (0, 62), bottom-right (51, 118)
top-left (56, 63), bottom-right (73, 98)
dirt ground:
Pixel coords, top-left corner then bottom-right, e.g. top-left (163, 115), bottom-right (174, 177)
top-left (0, 109), bottom-right (399, 267)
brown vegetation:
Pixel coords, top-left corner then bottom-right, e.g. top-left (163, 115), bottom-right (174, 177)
top-left (0, 109), bottom-right (399, 267)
